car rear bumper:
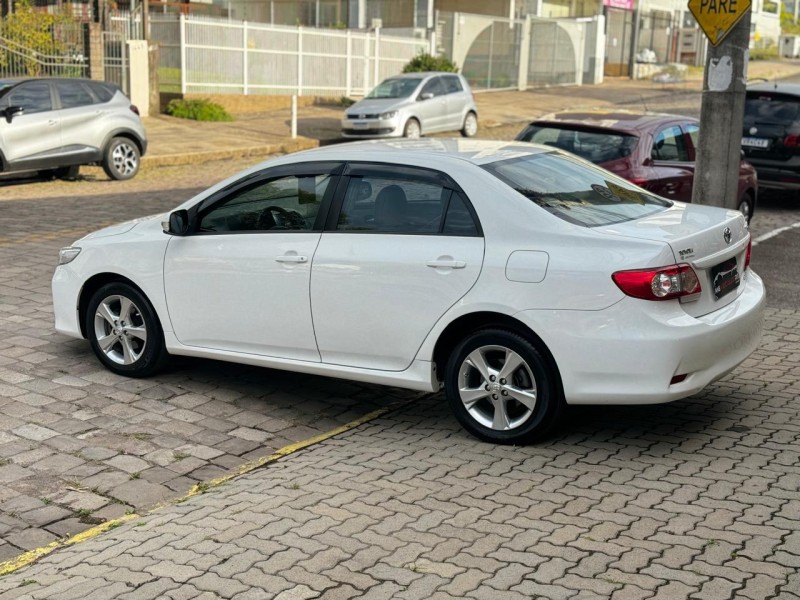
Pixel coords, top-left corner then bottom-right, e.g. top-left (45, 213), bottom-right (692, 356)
top-left (515, 270), bottom-right (766, 404)
top-left (747, 160), bottom-right (800, 190)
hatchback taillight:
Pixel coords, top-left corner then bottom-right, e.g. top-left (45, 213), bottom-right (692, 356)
top-left (785, 134), bottom-right (800, 148)
top-left (612, 264), bottom-right (701, 301)
top-left (130, 105), bottom-right (140, 116)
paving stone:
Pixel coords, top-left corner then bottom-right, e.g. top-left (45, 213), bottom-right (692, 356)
top-left (110, 480), bottom-right (174, 509)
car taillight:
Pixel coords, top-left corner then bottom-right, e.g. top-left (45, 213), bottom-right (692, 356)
top-left (784, 134), bottom-right (800, 148)
top-left (745, 237), bottom-right (751, 270)
top-left (612, 264), bottom-right (701, 301)
top-left (130, 105), bottom-right (140, 115)
top-left (628, 177), bottom-right (649, 187)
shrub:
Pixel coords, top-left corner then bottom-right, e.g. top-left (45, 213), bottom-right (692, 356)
top-left (165, 98), bottom-right (233, 122)
top-left (402, 52), bottom-right (458, 73)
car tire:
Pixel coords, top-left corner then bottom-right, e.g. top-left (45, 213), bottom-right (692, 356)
top-left (102, 137), bottom-right (140, 181)
top-left (461, 112), bottom-right (478, 138)
top-left (444, 328), bottom-right (564, 444)
top-left (403, 118), bottom-right (421, 139)
top-left (85, 282), bottom-right (169, 377)
top-left (738, 193), bottom-right (754, 224)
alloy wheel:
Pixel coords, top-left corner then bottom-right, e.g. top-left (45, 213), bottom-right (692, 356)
top-left (112, 142), bottom-right (139, 177)
top-left (93, 294), bottom-right (148, 365)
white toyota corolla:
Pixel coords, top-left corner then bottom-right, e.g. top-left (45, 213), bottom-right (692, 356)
top-left (52, 140), bottom-right (765, 444)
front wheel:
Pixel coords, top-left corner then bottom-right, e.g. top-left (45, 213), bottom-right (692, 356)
top-left (444, 329), bottom-right (563, 444)
top-left (102, 137), bottom-right (140, 180)
top-left (403, 118), bottom-right (421, 139)
top-left (461, 112), bottom-right (478, 138)
top-left (85, 282), bottom-right (169, 377)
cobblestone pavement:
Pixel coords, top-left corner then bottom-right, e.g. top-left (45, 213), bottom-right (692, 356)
top-left (0, 301), bottom-right (798, 600)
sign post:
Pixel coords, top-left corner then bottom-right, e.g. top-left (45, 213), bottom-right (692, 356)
top-left (689, 0), bottom-right (753, 211)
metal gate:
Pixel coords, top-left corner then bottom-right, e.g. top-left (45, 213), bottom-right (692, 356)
top-left (102, 30), bottom-right (128, 94)
top-left (605, 7), bottom-right (633, 77)
top-left (529, 20), bottom-right (582, 86)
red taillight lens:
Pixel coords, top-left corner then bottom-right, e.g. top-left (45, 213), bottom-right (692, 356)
top-left (628, 177), bottom-right (649, 187)
top-left (785, 134), bottom-right (800, 148)
top-left (130, 105), bottom-right (140, 115)
top-left (745, 237), bottom-right (752, 270)
top-left (612, 264), bottom-right (701, 301)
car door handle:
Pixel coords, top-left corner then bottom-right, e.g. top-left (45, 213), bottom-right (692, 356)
top-left (427, 259), bottom-right (466, 269)
top-left (47, 120), bottom-right (58, 126)
top-left (275, 255), bottom-right (308, 263)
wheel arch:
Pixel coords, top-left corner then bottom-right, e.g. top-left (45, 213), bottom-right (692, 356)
top-left (101, 129), bottom-right (145, 156)
top-left (431, 311), bottom-right (563, 394)
top-left (78, 272), bottom-right (151, 338)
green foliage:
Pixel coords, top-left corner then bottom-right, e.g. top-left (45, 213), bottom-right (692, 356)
top-left (750, 45), bottom-right (780, 61)
top-left (165, 98), bottom-right (234, 122)
top-left (402, 52), bottom-right (458, 74)
top-left (0, 0), bottom-right (70, 76)
top-left (782, 10), bottom-right (800, 34)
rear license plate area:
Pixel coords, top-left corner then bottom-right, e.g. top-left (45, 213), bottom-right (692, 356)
top-left (741, 137), bottom-right (770, 149)
top-left (711, 257), bottom-right (740, 299)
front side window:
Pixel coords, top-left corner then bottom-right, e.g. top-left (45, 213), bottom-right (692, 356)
top-left (337, 169), bottom-right (478, 235)
top-left (198, 173), bottom-right (332, 233)
top-left (483, 152), bottom-right (670, 227)
top-left (0, 81), bottom-right (52, 114)
top-left (56, 81), bottom-right (96, 109)
top-left (652, 125), bottom-right (690, 162)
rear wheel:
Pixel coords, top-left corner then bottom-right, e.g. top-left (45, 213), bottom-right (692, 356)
top-left (444, 329), bottom-right (563, 444)
top-left (738, 192), bottom-right (754, 223)
top-left (85, 283), bottom-right (169, 377)
top-left (461, 112), bottom-right (478, 137)
top-left (102, 137), bottom-right (140, 180)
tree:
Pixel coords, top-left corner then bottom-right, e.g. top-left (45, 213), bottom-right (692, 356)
top-left (0, 0), bottom-right (69, 76)
top-left (402, 52), bottom-right (458, 73)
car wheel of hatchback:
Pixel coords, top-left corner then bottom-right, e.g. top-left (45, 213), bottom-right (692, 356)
top-left (103, 137), bottom-right (140, 180)
top-left (461, 112), bottom-right (478, 138)
top-left (738, 193), bottom-right (754, 224)
top-left (445, 329), bottom-right (564, 444)
top-left (404, 118), bottom-right (421, 139)
top-left (85, 283), bottom-right (169, 377)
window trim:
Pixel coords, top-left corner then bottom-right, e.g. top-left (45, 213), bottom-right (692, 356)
top-left (187, 161), bottom-right (344, 236)
top-left (323, 161), bottom-right (483, 237)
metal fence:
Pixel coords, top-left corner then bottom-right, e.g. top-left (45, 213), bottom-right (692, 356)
top-left (150, 14), bottom-right (431, 96)
top-left (0, 22), bottom-right (88, 78)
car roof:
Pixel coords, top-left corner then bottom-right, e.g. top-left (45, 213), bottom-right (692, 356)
top-left (386, 72), bottom-right (460, 79)
top-left (747, 81), bottom-right (800, 96)
top-left (528, 109), bottom-right (695, 134)
top-left (285, 139), bottom-right (551, 167)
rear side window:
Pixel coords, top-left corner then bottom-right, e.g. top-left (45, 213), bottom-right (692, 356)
top-left (443, 76), bottom-right (463, 94)
top-left (745, 92), bottom-right (800, 122)
top-left (652, 126), bottom-right (690, 162)
top-left (483, 152), bottom-right (670, 227)
top-left (56, 81), bottom-right (96, 109)
top-left (518, 125), bottom-right (638, 164)
top-left (90, 82), bottom-right (116, 103)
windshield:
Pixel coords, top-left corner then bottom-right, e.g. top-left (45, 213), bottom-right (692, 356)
top-left (366, 78), bottom-right (421, 99)
top-left (745, 92), bottom-right (800, 123)
top-left (483, 152), bottom-right (671, 227)
top-left (518, 125), bottom-right (638, 164)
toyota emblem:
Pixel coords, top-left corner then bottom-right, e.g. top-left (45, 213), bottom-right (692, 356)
top-left (723, 227), bottom-right (732, 244)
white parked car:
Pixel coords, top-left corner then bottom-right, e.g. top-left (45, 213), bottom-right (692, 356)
top-left (52, 140), bottom-right (765, 444)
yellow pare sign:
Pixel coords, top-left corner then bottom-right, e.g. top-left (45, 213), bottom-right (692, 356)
top-left (606, 181), bottom-right (645, 205)
top-left (688, 0), bottom-right (752, 47)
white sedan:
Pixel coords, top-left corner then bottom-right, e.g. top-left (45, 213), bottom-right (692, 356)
top-left (52, 140), bottom-right (765, 444)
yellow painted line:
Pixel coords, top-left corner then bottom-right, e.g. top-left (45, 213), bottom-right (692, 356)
top-left (0, 399), bottom-right (413, 578)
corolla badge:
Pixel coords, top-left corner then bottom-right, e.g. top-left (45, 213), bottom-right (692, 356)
top-left (749, 127), bottom-right (758, 135)
top-left (723, 227), bottom-right (732, 244)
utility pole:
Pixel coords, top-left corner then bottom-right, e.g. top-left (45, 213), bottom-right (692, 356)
top-left (690, 1), bottom-right (752, 211)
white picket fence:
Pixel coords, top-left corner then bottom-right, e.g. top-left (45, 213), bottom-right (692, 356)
top-left (151, 14), bottom-right (432, 97)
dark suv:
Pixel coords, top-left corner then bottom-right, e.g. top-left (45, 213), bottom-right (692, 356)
top-left (742, 82), bottom-right (800, 194)
top-left (0, 78), bottom-right (147, 180)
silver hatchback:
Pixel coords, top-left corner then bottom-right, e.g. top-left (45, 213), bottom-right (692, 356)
top-left (0, 78), bottom-right (147, 180)
top-left (341, 72), bottom-right (478, 139)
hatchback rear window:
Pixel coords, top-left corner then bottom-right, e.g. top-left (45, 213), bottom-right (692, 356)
top-left (483, 152), bottom-right (670, 227)
top-left (745, 93), bottom-right (800, 122)
top-left (518, 125), bottom-right (638, 164)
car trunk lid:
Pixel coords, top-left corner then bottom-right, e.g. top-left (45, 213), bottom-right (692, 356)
top-left (594, 203), bottom-right (750, 317)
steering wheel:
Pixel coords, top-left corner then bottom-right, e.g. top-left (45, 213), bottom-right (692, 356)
top-left (264, 206), bottom-right (306, 230)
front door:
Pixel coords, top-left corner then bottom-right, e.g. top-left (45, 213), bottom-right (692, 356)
top-left (311, 163), bottom-right (485, 371)
top-left (163, 162), bottom-right (340, 362)
top-left (0, 80), bottom-right (61, 170)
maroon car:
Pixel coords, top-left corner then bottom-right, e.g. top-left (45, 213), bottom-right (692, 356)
top-left (516, 110), bottom-right (757, 221)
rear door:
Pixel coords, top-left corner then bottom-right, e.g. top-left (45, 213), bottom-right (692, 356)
top-left (415, 76), bottom-right (448, 133)
top-left (441, 74), bottom-right (468, 130)
top-left (310, 163), bottom-right (485, 371)
top-left (0, 80), bottom-right (60, 170)
top-left (55, 80), bottom-right (107, 163)
top-left (647, 124), bottom-right (694, 202)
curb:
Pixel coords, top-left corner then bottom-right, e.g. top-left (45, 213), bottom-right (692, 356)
top-left (140, 137), bottom-right (320, 169)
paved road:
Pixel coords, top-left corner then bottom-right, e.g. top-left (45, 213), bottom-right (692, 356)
top-left (0, 154), bottom-right (799, 598)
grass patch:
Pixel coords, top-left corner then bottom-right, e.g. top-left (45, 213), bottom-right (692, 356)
top-left (166, 98), bottom-right (233, 122)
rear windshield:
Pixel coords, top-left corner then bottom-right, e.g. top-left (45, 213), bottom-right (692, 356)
top-left (518, 125), bottom-right (638, 164)
top-left (483, 152), bottom-right (671, 227)
top-left (745, 92), bottom-right (800, 122)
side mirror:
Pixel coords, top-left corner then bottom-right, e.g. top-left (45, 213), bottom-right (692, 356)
top-left (419, 92), bottom-right (434, 101)
top-left (3, 106), bottom-right (24, 123)
top-left (163, 209), bottom-right (190, 236)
